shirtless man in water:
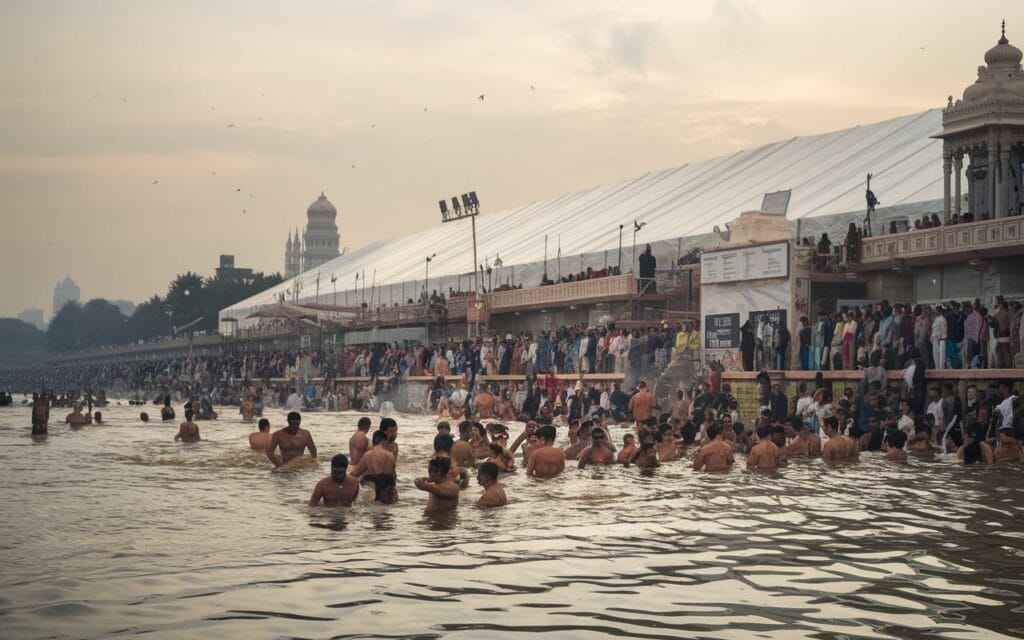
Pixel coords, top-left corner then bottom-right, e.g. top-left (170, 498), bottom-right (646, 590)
top-left (617, 434), bottom-right (637, 464)
top-left (414, 457), bottom-right (460, 513)
top-left (994, 426), bottom-right (1023, 464)
top-left (526, 425), bottom-right (566, 478)
top-left (239, 396), bottom-right (256, 422)
top-left (349, 417), bottom-right (372, 465)
top-left (65, 404), bottom-right (88, 428)
top-left (786, 420), bottom-right (821, 457)
top-left (578, 427), bottom-right (616, 469)
top-left (309, 454), bottom-right (360, 506)
top-left (884, 430), bottom-right (908, 462)
top-left (266, 411), bottom-right (317, 468)
top-left (452, 421), bottom-right (477, 472)
top-left (379, 417), bottom-right (399, 460)
top-left (350, 431), bottom-right (398, 500)
top-left (821, 416), bottom-right (856, 463)
top-left (249, 418), bottom-right (271, 450)
top-left (175, 409), bottom-right (200, 443)
top-left (476, 461), bottom-right (507, 508)
top-left (746, 424), bottom-right (780, 472)
top-left (693, 423), bottom-right (734, 472)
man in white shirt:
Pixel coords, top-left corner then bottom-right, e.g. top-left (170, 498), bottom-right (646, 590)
top-left (931, 308), bottom-right (948, 370)
top-left (996, 394), bottom-right (1018, 432)
top-left (285, 387), bottom-right (304, 411)
top-left (926, 386), bottom-right (944, 431)
top-left (897, 399), bottom-right (916, 434)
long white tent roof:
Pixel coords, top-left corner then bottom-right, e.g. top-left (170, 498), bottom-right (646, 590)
top-left (222, 108), bottom-right (943, 321)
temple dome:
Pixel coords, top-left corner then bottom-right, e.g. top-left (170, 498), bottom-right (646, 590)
top-left (307, 192), bottom-right (336, 216)
top-left (984, 32), bottom-right (1022, 68)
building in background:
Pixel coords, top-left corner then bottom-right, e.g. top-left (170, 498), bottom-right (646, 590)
top-left (52, 276), bottom-right (80, 318)
top-left (111, 300), bottom-right (137, 317)
top-left (284, 192), bottom-right (341, 278)
top-left (215, 255), bottom-right (255, 285)
top-left (17, 308), bottom-right (45, 330)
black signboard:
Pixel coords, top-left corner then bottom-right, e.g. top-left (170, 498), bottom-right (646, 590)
top-left (704, 313), bottom-right (740, 349)
top-left (748, 309), bottom-right (788, 331)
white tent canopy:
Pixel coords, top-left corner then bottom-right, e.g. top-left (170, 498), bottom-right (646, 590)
top-left (221, 109), bottom-right (944, 324)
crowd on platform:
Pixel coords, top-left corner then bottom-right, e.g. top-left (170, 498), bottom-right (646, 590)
top-left (0, 320), bottom-right (705, 404)
top-left (737, 296), bottom-right (1023, 373)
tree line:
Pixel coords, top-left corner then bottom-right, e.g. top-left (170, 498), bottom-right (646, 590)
top-left (39, 271), bottom-right (283, 352)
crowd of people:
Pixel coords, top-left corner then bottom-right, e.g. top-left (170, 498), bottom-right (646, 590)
top-left (0, 320), bottom-right (706, 408)
top-left (33, 354), bottom-right (1019, 514)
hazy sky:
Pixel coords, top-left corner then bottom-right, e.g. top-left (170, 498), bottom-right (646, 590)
top-left (0, 1), bottom-right (1014, 319)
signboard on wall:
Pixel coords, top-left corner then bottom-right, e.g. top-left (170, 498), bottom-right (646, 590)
top-left (704, 313), bottom-right (740, 349)
top-left (748, 309), bottom-right (787, 331)
top-left (700, 242), bottom-right (789, 284)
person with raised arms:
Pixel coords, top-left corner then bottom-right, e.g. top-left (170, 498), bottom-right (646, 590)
top-left (414, 457), bottom-right (460, 513)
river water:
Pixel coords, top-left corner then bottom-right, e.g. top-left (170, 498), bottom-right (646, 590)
top-left (1, 399), bottom-right (1023, 639)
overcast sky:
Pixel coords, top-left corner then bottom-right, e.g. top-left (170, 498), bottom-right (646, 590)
top-left (0, 1), bottom-right (1013, 319)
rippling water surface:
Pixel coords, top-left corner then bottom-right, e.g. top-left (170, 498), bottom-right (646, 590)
top-left (2, 399), bottom-right (1023, 639)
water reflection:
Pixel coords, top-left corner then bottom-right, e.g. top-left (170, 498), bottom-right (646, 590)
top-left (0, 400), bottom-right (1022, 640)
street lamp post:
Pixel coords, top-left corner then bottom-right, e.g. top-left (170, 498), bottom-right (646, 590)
top-left (438, 191), bottom-right (481, 336)
top-left (425, 253), bottom-right (436, 297)
top-left (618, 224), bottom-right (623, 272)
top-left (331, 274), bottom-right (337, 306)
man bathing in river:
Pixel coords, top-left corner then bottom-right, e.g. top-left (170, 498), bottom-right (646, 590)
top-left (350, 430), bottom-right (398, 501)
top-left (693, 422), bottom-right (734, 472)
top-left (476, 461), bottom-right (507, 508)
top-left (65, 404), bottom-right (88, 428)
top-left (578, 426), bottom-right (616, 469)
top-left (309, 454), bottom-right (360, 507)
top-left (249, 418), bottom-right (271, 450)
top-left (822, 416), bottom-right (857, 463)
top-left (746, 424), bottom-right (781, 472)
top-left (414, 457), bottom-right (460, 513)
top-left (175, 409), bottom-right (200, 443)
top-left (452, 421), bottom-right (477, 472)
top-left (526, 425), bottom-right (565, 478)
top-left (379, 417), bottom-right (399, 459)
top-left (266, 411), bottom-right (317, 467)
top-left (787, 420), bottom-right (821, 457)
top-left (349, 417), bottom-right (372, 465)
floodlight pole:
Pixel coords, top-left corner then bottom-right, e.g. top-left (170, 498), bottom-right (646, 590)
top-left (439, 192), bottom-right (482, 339)
top-left (618, 224), bottom-right (623, 272)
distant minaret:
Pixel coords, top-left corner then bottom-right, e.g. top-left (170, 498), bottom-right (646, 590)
top-left (285, 229), bottom-right (301, 279)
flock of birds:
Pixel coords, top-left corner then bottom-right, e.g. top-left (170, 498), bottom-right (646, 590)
top-left (129, 86), bottom-right (537, 215)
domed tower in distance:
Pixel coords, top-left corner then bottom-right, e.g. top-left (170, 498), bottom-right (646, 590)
top-left (300, 192), bottom-right (341, 274)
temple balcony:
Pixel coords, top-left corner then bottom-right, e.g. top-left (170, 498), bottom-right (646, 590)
top-left (857, 216), bottom-right (1024, 270)
top-left (486, 273), bottom-right (638, 313)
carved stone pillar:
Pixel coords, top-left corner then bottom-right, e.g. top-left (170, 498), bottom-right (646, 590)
top-left (942, 150), bottom-right (952, 221)
top-left (988, 142), bottom-right (998, 219)
top-left (998, 146), bottom-right (1010, 218)
top-left (953, 155), bottom-right (962, 216)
